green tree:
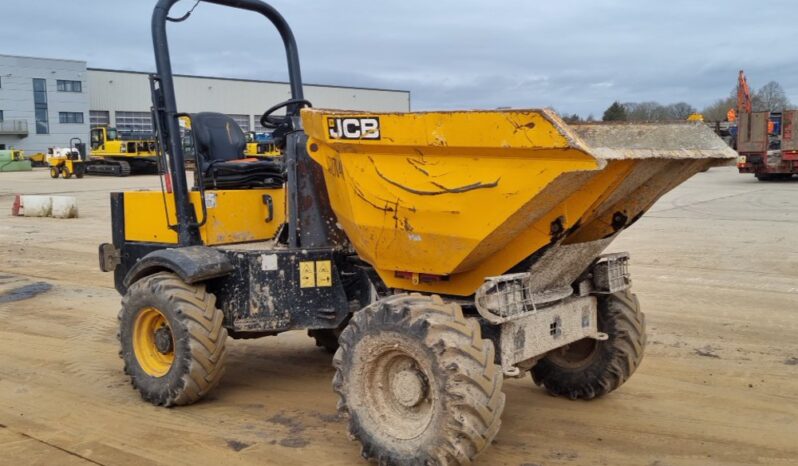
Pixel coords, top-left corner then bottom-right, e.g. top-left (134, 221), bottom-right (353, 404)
top-left (602, 101), bottom-right (627, 121)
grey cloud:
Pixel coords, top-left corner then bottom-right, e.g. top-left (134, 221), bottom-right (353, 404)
top-left (1, 0), bottom-right (796, 116)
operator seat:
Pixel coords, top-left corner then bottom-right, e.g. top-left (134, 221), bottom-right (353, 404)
top-left (191, 112), bottom-right (283, 189)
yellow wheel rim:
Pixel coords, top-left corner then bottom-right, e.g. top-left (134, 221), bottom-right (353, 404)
top-left (133, 307), bottom-right (175, 377)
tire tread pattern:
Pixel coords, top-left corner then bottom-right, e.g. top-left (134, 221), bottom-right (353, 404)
top-left (333, 293), bottom-right (505, 465)
top-left (118, 272), bottom-right (227, 407)
top-left (531, 289), bottom-right (645, 400)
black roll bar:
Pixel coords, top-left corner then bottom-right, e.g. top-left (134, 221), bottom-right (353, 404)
top-left (151, 0), bottom-right (305, 246)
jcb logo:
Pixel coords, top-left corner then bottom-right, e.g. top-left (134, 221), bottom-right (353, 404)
top-left (328, 117), bottom-right (380, 140)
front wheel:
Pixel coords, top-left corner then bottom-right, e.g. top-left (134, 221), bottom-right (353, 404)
top-left (531, 289), bottom-right (646, 400)
top-left (118, 272), bottom-right (228, 406)
top-left (49, 166), bottom-right (60, 178)
top-left (62, 165), bottom-right (73, 179)
top-left (333, 294), bottom-right (505, 465)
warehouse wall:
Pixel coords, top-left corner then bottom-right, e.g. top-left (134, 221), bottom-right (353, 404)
top-left (88, 69), bottom-right (410, 131)
top-left (0, 55), bottom-right (90, 153)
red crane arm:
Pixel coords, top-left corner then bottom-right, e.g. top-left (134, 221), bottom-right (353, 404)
top-left (738, 70), bottom-right (752, 113)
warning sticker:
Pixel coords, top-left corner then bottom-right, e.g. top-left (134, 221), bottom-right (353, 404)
top-left (299, 261), bottom-right (315, 288)
top-left (316, 260), bottom-right (332, 287)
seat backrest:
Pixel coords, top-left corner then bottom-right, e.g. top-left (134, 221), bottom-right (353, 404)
top-left (191, 112), bottom-right (246, 163)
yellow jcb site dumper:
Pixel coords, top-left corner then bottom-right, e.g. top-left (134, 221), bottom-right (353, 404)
top-left (98, 1), bottom-right (736, 464)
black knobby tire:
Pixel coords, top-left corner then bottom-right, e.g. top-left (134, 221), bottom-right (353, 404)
top-left (118, 272), bottom-right (228, 406)
top-left (49, 166), bottom-right (60, 178)
top-left (62, 166), bottom-right (73, 179)
top-left (74, 164), bottom-right (85, 179)
top-left (531, 289), bottom-right (645, 400)
top-left (333, 294), bottom-right (505, 465)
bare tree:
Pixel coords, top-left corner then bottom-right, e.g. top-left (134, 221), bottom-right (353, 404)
top-left (701, 96), bottom-right (736, 121)
top-left (623, 101), bottom-right (695, 121)
top-left (623, 101), bottom-right (666, 121)
top-left (665, 102), bottom-right (697, 120)
top-left (754, 81), bottom-right (791, 112)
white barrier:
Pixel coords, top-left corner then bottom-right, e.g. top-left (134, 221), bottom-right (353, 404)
top-left (12, 195), bottom-right (78, 218)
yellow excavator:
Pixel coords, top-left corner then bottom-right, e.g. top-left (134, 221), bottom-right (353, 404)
top-left (244, 131), bottom-right (280, 157)
top-left (98, 1), bottom-right (736, 463)
top-left (86, 126), bottom-right (160, 176)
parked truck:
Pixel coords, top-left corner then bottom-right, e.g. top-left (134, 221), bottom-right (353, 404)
top-left (736, 110), bottom-right (798, 180)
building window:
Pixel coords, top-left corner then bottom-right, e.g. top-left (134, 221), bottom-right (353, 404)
top-left (57, 79), bottom-right (82, 92)
top-left (0, 110), bottom-right (3, 122)
top-left (59, 112), bottom-right (84, 124)
top-left (227, 114), bottom-right (250, 132)
top-left (90, 110), bottom-right (110, 127)
top-left (115, 111), bottom-right (153, 133)
top-left (33, 78), bottom-right (49, 134)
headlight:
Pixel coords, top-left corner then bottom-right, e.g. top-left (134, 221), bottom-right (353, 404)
top-left (737, 155), bottom-right (746, 164)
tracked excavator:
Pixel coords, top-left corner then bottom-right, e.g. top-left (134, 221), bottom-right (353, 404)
top-left (86, 126), bottom-right (160, 176)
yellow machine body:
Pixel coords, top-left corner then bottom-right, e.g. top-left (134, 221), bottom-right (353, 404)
top-left (27, 152), bottom-right (47, 166)
top-left (244, 131), bottom-right (281, 158)
top-left (302, 108), bottom-right (735, 296)
top-left (245, 141), bottom-right (281, 157)
top-left (47, 157), bottom-right (82, 170)
top-left (90, 127), bottom-right (158, 159)
top-left (123, 188), bottom-right (285, 245)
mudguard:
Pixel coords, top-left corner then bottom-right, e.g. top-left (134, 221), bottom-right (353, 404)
top-left (123, 246), bottom-right (234, 288)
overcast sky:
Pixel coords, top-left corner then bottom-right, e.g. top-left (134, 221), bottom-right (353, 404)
top-left (2, 0), bottom-right (797, 116)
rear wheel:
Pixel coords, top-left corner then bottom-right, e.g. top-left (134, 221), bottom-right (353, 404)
top-left (49, 166), bottom-right (60, 178)
top-left (333, 294), bottom-right (504, 465)
top-left (118, 272), bottom-right (228, 406)
top-left (74, 164), bottom-right (85, 178)
top-left (531, 289), bottom-right (645, 400)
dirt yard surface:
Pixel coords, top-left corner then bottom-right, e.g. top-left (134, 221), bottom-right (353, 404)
top-left (0, 167), bottom-right (796, 465)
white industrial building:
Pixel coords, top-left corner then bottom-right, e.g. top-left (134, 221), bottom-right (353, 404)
top-left (0, 54), bottom-right (410, 153)
top-left (0, 55), bottom-right (90, 153)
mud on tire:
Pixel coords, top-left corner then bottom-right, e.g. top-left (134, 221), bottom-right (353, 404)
top-left (118, 272), bottom-right (228, 406)
top-left (333, 293), bottom-right (505, 465)
top-left (531, 289), bottom-right (645, 400)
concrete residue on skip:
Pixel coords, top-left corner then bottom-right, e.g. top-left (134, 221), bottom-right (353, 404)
top-left (572, 123), bottom-right (738, 161)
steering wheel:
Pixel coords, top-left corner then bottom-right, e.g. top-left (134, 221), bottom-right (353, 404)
top-left (259, 98), bottom-right (312, 129)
